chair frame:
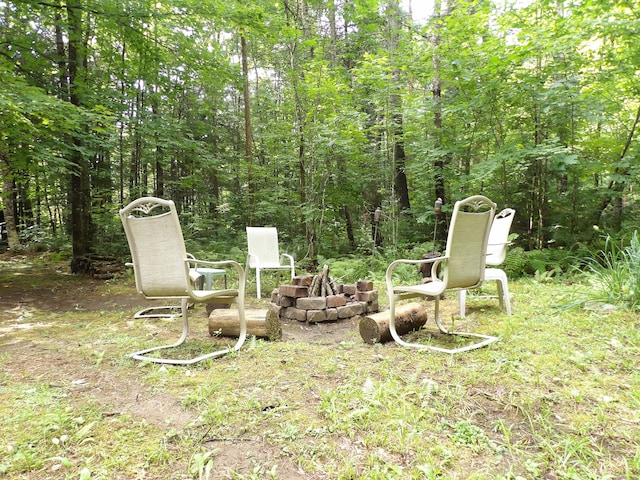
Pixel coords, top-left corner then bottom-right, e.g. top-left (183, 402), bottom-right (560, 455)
top-left (385, 195), bottom-right (499, 354)
top-left (458, 208), bottom-right (515, 317)
top-left (246, 226), bottom-right (295, 298)
top-left (120, 197), bottom-right (246, 365)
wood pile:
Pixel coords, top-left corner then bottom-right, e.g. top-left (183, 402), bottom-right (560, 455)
top-left (70, 254), bottom-right (123, 279)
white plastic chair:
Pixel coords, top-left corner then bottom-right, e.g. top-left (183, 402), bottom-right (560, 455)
top-left (385, 195), bottom-right (498, 353)
top-left (246, 227), bottom-right (295, 298)
top-left (458, 208), bottom-right (515, 317)
top-left (120, 197), bottom-right (246, 365)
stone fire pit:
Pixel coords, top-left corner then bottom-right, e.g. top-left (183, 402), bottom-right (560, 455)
top-left (268, 265), bottom-right (379, 323)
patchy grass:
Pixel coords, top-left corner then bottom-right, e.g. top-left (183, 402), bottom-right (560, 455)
top-left (1, 254), bottom-right (640, 479)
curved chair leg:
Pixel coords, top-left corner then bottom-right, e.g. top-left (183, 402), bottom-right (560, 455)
top-left (432, 297), bottom-right (499, 353)
top-left (493, 272), bottom-right (511, 315)
top-left (458, 269), bottom-right (512, 317)
top-left (130, 298), bottom-right (246, 365)
top-left (388, 297), bottom-right (498, 354)
top-left (485, 268), bottom-right (511, 315)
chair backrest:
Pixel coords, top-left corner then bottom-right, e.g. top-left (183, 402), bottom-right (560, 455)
top-left (120, 197), bottom-right (190, 298)
top-left (443, 195), bottom-right (496, 289)
top-left (486, 208), bottom-right (515, 266)
top-left (246, 227), bottom-right (282, 268)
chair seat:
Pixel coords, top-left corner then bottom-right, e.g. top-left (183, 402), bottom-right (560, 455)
top-left (485, 267), bottom-right (506, 280)
top-left (190, 290), bottom-right (238, 301)
top-left (394, 280), bottom-right (445, 297)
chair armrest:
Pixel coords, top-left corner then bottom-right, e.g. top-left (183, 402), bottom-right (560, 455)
top-left (183, 257), bottom-right (246, 294)
top-left (487, 241), bottom-right (510, 247)
top-left (385, 255), bottom-right (448, 288)
top-left (280, 253), bottom-right (294, 266)
top-left (246, 252), bottom-right (259, 269)
top-left (186, 252), bottom-right (198, 269)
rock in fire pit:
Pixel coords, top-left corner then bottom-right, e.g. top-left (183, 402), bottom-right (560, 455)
top-left (269, 264), bottom-right (379, 324)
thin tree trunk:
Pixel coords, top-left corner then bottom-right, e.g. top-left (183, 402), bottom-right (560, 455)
top-left (388, 0), bottom-right (410, 213)
top-left (432, 0), bottom-right (447, 246)
top-left (0, 151), bottom-right (21, 250)
top-left (66, 0), bottom-right (92, 256)
top-left (241, 32), bottom-right (254, 220)
top-left (596, 103), bottom-right (640, 229)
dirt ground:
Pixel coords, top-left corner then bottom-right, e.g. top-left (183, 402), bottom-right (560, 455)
top-left (0, 256), bottom-right (373, 478)
top-left (0, 266), bottom-right (361, 345)
top-left (2, 255), bottom-right (511, 479)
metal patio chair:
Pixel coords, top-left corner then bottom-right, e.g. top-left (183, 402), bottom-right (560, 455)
top-left (120, 197), bottom-right (246, 365)
top-left (385, 195), bottom-right (499, 353)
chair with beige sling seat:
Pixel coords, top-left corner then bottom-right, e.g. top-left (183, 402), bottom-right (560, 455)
top-left (385, 195), bottom-right (499, 353)
top-left (120, 197), bottom-right (246, 365)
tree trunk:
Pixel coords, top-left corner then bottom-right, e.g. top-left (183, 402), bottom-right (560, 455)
top-left (595, 103), bottom-right (640, 230)
top-left (388, 0), bottom-right (410, 213)
top-left (0, 152), bottom-right (21, 250)
top-left (432, 0), bottom-right (448, 247)
top-left (241, 30), bottom-right (254, 219)
top-left (66, 0), bottom-right (93, 256)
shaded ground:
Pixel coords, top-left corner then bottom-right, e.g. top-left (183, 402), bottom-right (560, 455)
top-left (2, 254), bottom-right (475, 479)
top-left (0, 256), bottom-right (359, 345)
top-left (0, 255), bottom-right (369, 475)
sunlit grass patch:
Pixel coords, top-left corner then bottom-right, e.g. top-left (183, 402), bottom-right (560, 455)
top-left (0, 382), bottom-right (177, 478)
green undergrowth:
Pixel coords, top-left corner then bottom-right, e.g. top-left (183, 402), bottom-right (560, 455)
top-left (1, 255), bottom-right (640, 479)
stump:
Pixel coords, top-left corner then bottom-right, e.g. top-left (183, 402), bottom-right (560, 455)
top-left (359, 302), bottom-right (428, 344)
top-left (208, 309), bottom-right (281, 341)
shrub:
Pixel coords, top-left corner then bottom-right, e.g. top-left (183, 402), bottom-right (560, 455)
top-left (565, 231), bottom-right (640, 311)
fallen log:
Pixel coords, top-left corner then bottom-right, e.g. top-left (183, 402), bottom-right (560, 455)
top-left (359, 302), bottom-right (428, 344)
top-left (208, 309), bottom-right (282, 341)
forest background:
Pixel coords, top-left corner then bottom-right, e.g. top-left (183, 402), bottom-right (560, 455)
top-left (1, 0), bottom-right (638, 267)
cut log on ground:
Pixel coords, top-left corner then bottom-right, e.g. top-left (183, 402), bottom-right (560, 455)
top-left (208, 309), bottom-right (282, 341)
top-left (359, 302), bottom-right (428, 344)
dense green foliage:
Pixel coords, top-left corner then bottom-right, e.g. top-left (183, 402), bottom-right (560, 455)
top-left (1, 0), bottom-right (638, 259)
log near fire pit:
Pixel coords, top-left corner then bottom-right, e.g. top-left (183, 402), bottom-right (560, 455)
top-left (268, 264), bottom-right (379, 324)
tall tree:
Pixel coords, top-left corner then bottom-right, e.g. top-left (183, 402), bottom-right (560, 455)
top-left (387, 0), bottom-right (411, 213)
top-left (64, 0), bottom-right (93, 256)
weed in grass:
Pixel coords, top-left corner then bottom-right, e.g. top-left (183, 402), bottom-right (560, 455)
top-left (228, 463), bottom-right (279, 479)
top-left (189, 449), bottom-right (215, 480)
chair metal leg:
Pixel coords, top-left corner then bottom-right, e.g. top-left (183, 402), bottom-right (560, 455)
top-left (388, 296), bottom-right (498, 354)
top-left (432, 296), bottom-right (499, 353)
top-left (130, 298), bottom-right (246, 365)
top-left (256, 267), bottom-right (262, 298)
top-left (457, 269), bottom-right (512, 317)
top-left (458, 290), bottom-right (467, 318)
